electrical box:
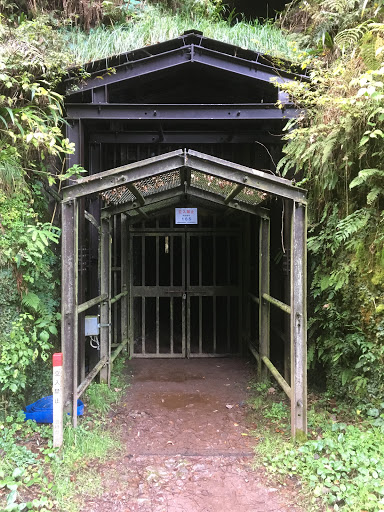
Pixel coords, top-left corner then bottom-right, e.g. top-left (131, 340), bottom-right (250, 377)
top-left (85, 316), bottom-right (99, 336)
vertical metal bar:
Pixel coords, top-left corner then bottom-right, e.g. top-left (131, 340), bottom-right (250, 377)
top-left (213, 296), bottom-right (217, 353)
top-left (121, 214), bottom-right (128, 353)
top-left (213, 234), bottom-right (216, 286)
top-left (142, 297), bottom-right (145, 355)
top-left (184, 234), bottom-right (188, 357)
top-left (226, 237), bottom-right (231, 353)
top-left (156, 235), bottom-right (159, 287)
top-left (243, 218), bottom-right (251, 355)
top-left (259, 217), bottom-right (270, 380)
top-left (108, 217), bottom-right (112, 384)
top-left (156, 234), bottom-right (160, 355)
top-left (199, 296), bottom-right (203, 354)
top-left (113, 215), bottom-right (117, 345)
top-left (99, 216), bottom-right (110, 384)
top-left (61, 200), bottom-right (75, 421)
top-left (73, 201), bottom-right (79, 426)
top-left (290, 203), bottom-right (307, 439)
top-left (198, 235), bottom-right (202, 355)
top-left (226, 296), bottom-right (230, 353)
top-left (170, 296), bottom-right (174, 354)
top-left (156, 296), bottom-right (160, 355)
top-left (142, 235), bottom-right (145, 287)
top-left (238, 233), bottom-right (243, 355)
top-left (170, 235), bottom-right (174, 287)
top-left (198, 236), bottom-right (202, 287)
top-left (141, 235), bottom-right (145, 354)
top-left (128, 227), bottom-right (134, 356)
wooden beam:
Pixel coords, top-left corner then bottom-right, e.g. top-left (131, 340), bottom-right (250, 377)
top-left (224, 184), bottom-right (245, 204)
top-left (84, 210), bottom-right (99, 229)
top-left (77, 293), bottom-right (108, 314)
top-left (77, 355), bottom-right (108, 398)
top-left (290, 203), bottom-right (307, 439)
top-left (127, 183), bottom-right (145, 206)
top-left (262, 356), bottom-right (291, 399)
top-left (259, 217), bottom-right (270, 380)
top-left (262, 293), bottom-right (291, 314)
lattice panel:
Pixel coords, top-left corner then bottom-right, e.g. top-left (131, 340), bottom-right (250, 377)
top-left (101, 186), bottom-right (136, 205)
top-left (190, 171), bottom-right (234, 198)
top-left (134, 171), bottom-right (180, 196)
top-left (236, 186), bottom-right (267, 205)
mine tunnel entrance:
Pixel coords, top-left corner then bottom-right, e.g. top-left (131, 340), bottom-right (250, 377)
top-left (130, 211), bottom-right (242, 358)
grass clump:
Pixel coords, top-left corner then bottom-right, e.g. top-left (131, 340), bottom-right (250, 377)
top-left (64, 5), bottom-right (297, 65)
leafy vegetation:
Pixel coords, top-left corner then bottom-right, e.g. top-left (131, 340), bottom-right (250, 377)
top-left (275, 0), bottom-right (384, 410)
top-left (0, 356), bottom-right (127, 511)
top-left (249, 378), bottom-right (384, 512)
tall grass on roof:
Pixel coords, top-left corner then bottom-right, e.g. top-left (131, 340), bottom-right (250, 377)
top-left (63, 5), bottom-right (296, 65)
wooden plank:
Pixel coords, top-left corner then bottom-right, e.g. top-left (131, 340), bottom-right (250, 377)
top-left (111, 338), bottom-right (129, 363)
top-left (110, 291), bottom-right (128, 304)
top-left (78, 294), bottom-right (108, 313)
top-left (99, 217), bottom-right (110, 383)
top-left (61, 200), bottom-right (75, 420)
top-left (262, 293), bottom-right (291, 314)
top-left (262, 356), bottom-right (292, 399)
top-left (259, 217), bottom-right (270, 380)
top-left (77, 355), bottom-right (108, 398)
top-left (290, 203), bottom-right (307, 439)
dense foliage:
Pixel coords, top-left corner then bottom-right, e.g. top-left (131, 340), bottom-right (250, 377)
top-left (276, 0), bottom-right (384, 409)
top-left (0, 0), bottom-right (383, 416)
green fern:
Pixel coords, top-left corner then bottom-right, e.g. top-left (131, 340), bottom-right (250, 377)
top-left (22, 292), bottom-right (44, 314)
top-left (334, 208), bottom-right (371, 246)
top-left (335, 21), bottom-right (370, 50)
top-left (360, 30), bottom-right (381, 69)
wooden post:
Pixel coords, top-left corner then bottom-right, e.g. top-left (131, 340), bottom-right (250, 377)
top-left (99, 216), bottom-right (110, 383)
top-left (259, 217), bottom-right (270, 380)
top-left (243, 216), bottom-right (251, 355)
top-left (284, 199), bottom-right (292, 384)
top-left (120, 214), bottom-right (128, 355)
top-left (61, 199), bottom-right (77, 424)
top-left (290, 202), bottom-right (307, 439)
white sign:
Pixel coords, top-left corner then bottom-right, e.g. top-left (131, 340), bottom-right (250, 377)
top-left (175, 208), bottom-right (198, 225)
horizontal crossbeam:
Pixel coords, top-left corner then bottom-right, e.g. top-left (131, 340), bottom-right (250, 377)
top-left (66, 103), bottom-right (299, 121)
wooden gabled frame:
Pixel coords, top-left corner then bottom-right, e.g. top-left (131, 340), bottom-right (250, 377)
top-left (61, 149), bottom-right (307, 439)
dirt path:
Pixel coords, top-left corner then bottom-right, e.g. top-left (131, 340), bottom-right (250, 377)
top-left (82, 359), bottom-right (303, 512)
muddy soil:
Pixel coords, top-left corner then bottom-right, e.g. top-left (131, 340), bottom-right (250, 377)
top-left (81, 358), bottom-right (303, 512)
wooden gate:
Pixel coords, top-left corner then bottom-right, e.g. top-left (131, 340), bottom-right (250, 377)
top-left (129, 226), bottom-right (241, 357)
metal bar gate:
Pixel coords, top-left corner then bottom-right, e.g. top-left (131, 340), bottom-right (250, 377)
top-left (129, 228), bottom-right (242, 357)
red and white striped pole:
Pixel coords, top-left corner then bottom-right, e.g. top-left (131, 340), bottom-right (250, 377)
top-left (52, 353), bottom-right (63, 448)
